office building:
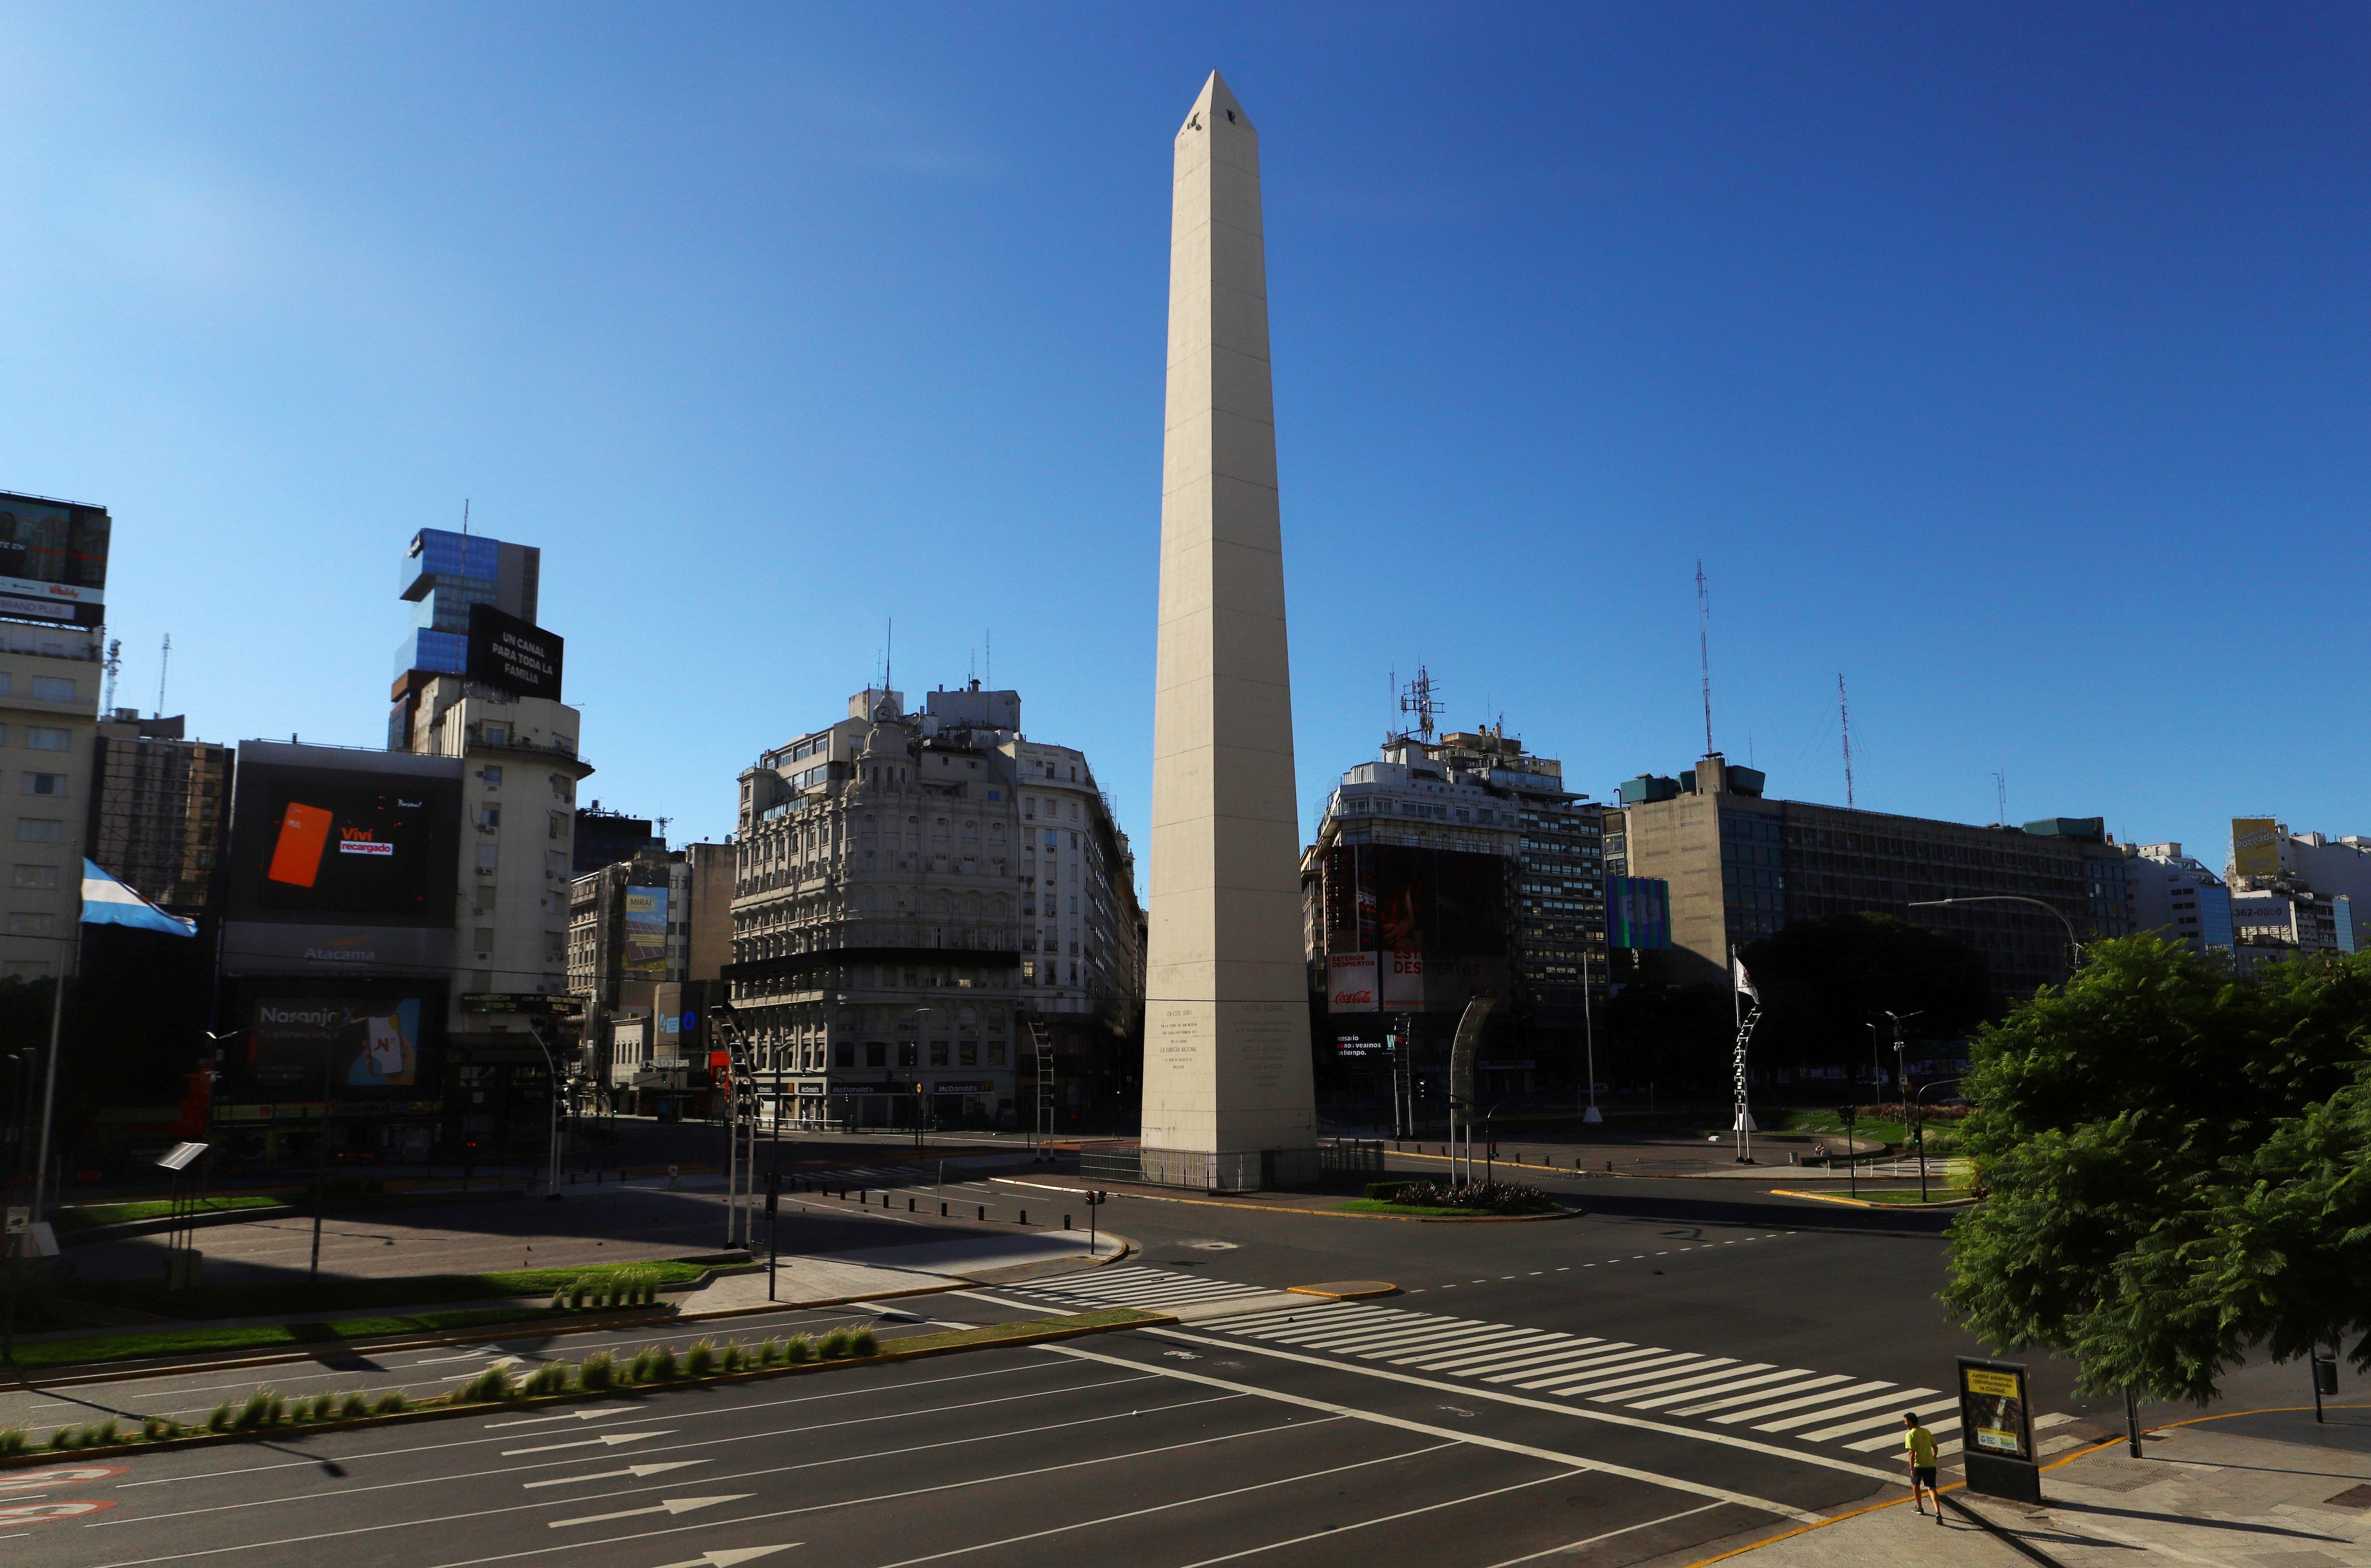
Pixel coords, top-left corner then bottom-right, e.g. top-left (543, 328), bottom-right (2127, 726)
top-left (724, 682), bottom-right (1143, 1131)
top-left (1302, 716), bottom-right (1603, 1103)
top-left (2121, 843), bottom-right (2233, 958)
top-left (567, 842), bottom-right (732, 1111)
top-left (0, 491), bottom-right (110, 981)
top-left (2224, 816), bottom-right (2361, 963)
top-left (573, 803), bottom-right (663, 876)
top-left (88, 711), bottom-right (232, 917)
top-left (1606, 752), bottom-right (2131, 998)
top-left (389, 527), bottom-right (543, 752)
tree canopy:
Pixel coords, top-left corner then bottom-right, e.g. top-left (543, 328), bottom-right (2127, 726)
top-left (1943, 936), bottom-right (2371, 1403)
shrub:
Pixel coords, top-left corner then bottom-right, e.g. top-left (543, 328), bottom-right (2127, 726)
top-left (628, 1348), bottom-right (660, 1382)
top-left (570, 1278), bottom-right (591, 1309)
top-left (649, 1348), bottom-right (680, 1381)
top-left (783, 1335), bottom-right (816, 1365)
top-left (524, 1362), bottom-right (569, 1396)
top-left (141, 1416), bottom-right (169, 1441)
top-left (849, 1328), bottom-right (878, 1357)
top-left (458, 1365), bottom-right (517, 1403)
top-left (49, 1426), bottom-right (76, 1450)
top-left (1385, 1180), bottom-right (1552, 1215)
top-left (306, 1394), bottom-right (337, 1422)
top-left (338, 1393), bottom-right (371, 1419)
top-left (720, 1342), bottom-right (746, 1374)
top-left (580, 1351), bottom-right (617, 1390)
top-left (207, 1403), bottom-right (232, 1432)
top-left (684, 1339), bottom-right (716, 1378)
top-left (756, 1339), bottom-right (785, 1367)
top-left (818, 1328), bottom-right (854, 1359)
top-left (372, 1391), bottom-right (408, 1415)
top-left (235, 1390), bottom-right (279, 1430)
top-left (92, 1419), bottom-right (120, 1446)
top-left (1364, 1180), bottom-right (1415, 1201)
top-left (0, 1428), bottom-right (28, 1455)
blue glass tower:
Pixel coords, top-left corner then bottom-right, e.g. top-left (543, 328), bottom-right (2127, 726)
top-left (390, 527), bottom-right (541, 748)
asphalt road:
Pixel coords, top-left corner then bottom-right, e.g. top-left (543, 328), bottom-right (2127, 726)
top-left (9, 1149), bottom-right (2340, 1564)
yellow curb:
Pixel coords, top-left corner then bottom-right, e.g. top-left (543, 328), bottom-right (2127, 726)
top-left (1768, 1188), bottom-right (1976, 1210)
top-left (0, 1308), bottom-right (1176, 1468)
top-left (1286, 1282), bottom-right (1398, 1300)
top-left (989, 1178), bottom-right (1572, 1223)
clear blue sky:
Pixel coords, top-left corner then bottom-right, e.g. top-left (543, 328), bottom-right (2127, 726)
top-left (3, 4), bottom-right (2363, 887)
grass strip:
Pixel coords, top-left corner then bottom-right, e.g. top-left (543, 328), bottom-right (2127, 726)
top-left (3, 1307), bottom-right (601, 1370)
top-left (1327, 1199), bottom-right (1498, 1218)
top-left (58, 1257), bottom-right (719, 1322)
top-left (49, 1195), bottom-right (289, 1234)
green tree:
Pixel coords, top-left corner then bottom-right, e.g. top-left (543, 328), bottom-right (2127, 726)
top-left (1943, 936), bottom-right (2371, 1403)
top-left (1740, 912), bottom-right (1993, 1077)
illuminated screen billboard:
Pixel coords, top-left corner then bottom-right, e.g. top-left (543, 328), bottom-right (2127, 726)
top-left (1326, 843), bottom-right (1509, 1013)
top-left (1608, 875), bottom-right (1672, 949)
top-left (0, 491), bottom-right (109, 627)
top-left (466, 603), bottom-right (564, 701)
top-left (227, 756), bottom-right (462, 928)
top-left (623, 886), bottom-right (670, 979)
top-left (250, 995), bottom-right (428, 1096)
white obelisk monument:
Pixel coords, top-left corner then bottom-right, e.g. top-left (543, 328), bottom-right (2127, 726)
top-left (1140, 72), bottom-right (1316, 1188)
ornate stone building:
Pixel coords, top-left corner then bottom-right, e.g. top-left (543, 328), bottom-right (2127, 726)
top-left (726, 683), bottom-right (1143, 1130)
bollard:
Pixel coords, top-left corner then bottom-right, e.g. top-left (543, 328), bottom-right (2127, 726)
top-left (1064, 1215), bottom-right (1073, 1229)
top-left (908, 1197), bottom-right (915, 1211)
top-left (977, 1204), bottom-right (985, 1220)
top-left (940, 1201), bottom-right (948, 1216)
top-left (1020, 1208), bottom-right (1028, 1224)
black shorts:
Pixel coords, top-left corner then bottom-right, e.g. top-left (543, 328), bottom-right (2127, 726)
top-left (1913, 1466), bottom-right (1938, 1487)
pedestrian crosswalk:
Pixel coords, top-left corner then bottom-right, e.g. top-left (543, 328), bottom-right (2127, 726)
top-left (1005, 1264), bottom-right (1284, 1312)
top-left (1203, 1300), bottom-right (2071, 1462)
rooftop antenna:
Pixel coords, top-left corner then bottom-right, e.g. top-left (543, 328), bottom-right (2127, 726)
top-left (984, 628), bottom-right (992, 689)
top-left (156, 632), bottom-right (171, 717)
top-left (1994, 770), bottom-right (2009, 826)
top-left (1838, 673), bottom-right (1856, 809)
top-left (654, 816), bottom-right (672, 844)
top-left (1695, 560), bottom-right (1714, 755)
top-left (1398, 664), bottom-right (1439, 744)
top-left (461, 498), bottom-right (469, 536)
top-left (884, 617), bottom-right (892, 698)
top-left (101, 637), bottom-right (122, 714)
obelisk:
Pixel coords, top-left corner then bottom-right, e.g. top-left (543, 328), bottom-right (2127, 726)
top-left (1140, 72), bottom-right (1316, 1188)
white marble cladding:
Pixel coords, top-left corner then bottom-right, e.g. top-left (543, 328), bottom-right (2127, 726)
top-left (1143, 73), bottom-right (1315, 1161)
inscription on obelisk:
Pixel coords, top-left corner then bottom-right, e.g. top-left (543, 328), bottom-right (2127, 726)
top-left (1140, 72), bottom-right (1316, 1184)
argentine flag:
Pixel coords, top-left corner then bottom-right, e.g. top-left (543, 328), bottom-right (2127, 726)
top-left (81, 859), bottom-right (197, 937)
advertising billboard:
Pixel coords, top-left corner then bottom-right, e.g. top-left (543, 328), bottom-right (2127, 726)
top-left (466, 603), bottom-right (564, 701)
top-left (1326, 951), bottom-right (1378, 1013)
top-left (1326, 844), bottom-right (1510, 1014)
top-left (2231, 817), bottom-right (2286, 881)
top-left (250, 996), bottom-right (427, 1096)
top-left (226, 751), bottom-right (461, 931)
top-left (0, 493), bottom-right (109, 627)
top-left (1608, 875), bottom-right (1673, 950)
top-left (623, 886), bottom-right (670, 979)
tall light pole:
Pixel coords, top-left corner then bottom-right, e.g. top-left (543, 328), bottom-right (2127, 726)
top-left (1912, 1077), bottom-right (1962, 1203)
top-left (1909, 895), bottom-right (2083, 979)
top-left (1580, 951), bottom-right (1601, 1127)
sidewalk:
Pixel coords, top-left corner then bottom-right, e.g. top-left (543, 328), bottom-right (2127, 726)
top-left (1692, 1408), bottom-right (2371, 1567)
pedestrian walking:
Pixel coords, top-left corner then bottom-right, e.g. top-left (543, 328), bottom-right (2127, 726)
top-left (1901, 1411), bottom-right (1941, 1522)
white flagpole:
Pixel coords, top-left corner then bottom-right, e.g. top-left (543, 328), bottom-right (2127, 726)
top-left (28, 870), bottom-right (84, 1226)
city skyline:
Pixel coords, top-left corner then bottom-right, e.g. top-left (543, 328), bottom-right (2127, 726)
top-left (3, 7), bottom-right (2363, 886)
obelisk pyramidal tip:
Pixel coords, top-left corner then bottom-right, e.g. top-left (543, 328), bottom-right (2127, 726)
top-left (1141, 72), bottom-right (1316, 1187)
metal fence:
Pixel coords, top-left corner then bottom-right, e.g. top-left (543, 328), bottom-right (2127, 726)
top-left (1078, 1144), bottom-right (1333, 1193)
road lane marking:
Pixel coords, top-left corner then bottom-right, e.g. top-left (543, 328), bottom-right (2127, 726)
top-left (1124, 1324), bottom-right (1900, 1486)
top-left (1167, 1467), bottom-right (1580, 1566)
top-left (550, 1495), bottom-right (749, 1529)
top-left (486, 1408), bottom-right (639, 1429)
top-left (1038, 1339), bottom-right (1820, 1521)
top-left (501, 1431), bottom-right (671, 1456)
top-left (524, 1462), bottom-right (705, 1489)
top-left (650, 1548), bottom-right (800, 1568)
top-left (409, 1413), bottom-right (1344, 1568)
top-left (1475, 1500), bottom-right (1731, 1567)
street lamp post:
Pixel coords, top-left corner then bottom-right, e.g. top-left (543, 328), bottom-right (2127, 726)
top-left (1909, 895), bottom-right (2083, 978)
top-left (1912, 1077), bottom-right (1962, 1203)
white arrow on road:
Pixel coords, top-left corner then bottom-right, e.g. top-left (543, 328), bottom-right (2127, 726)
top-left (442, 1355), bottom-right (531, 1381)
top-left (503, 1430), bottom-right (671, 1456)
top-left (649, 1547), bottom-right (799, 1568)
top-left (524, 1461), bottom-right (704, 1489)
top-left (550, 1495), bottom-right (750, 1529)
top-left (487, 1406), bottom-right (637, 1429)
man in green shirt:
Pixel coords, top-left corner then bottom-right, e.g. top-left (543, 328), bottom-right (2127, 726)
top-left (1902, 1411), bottom-right (1941, 1522)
